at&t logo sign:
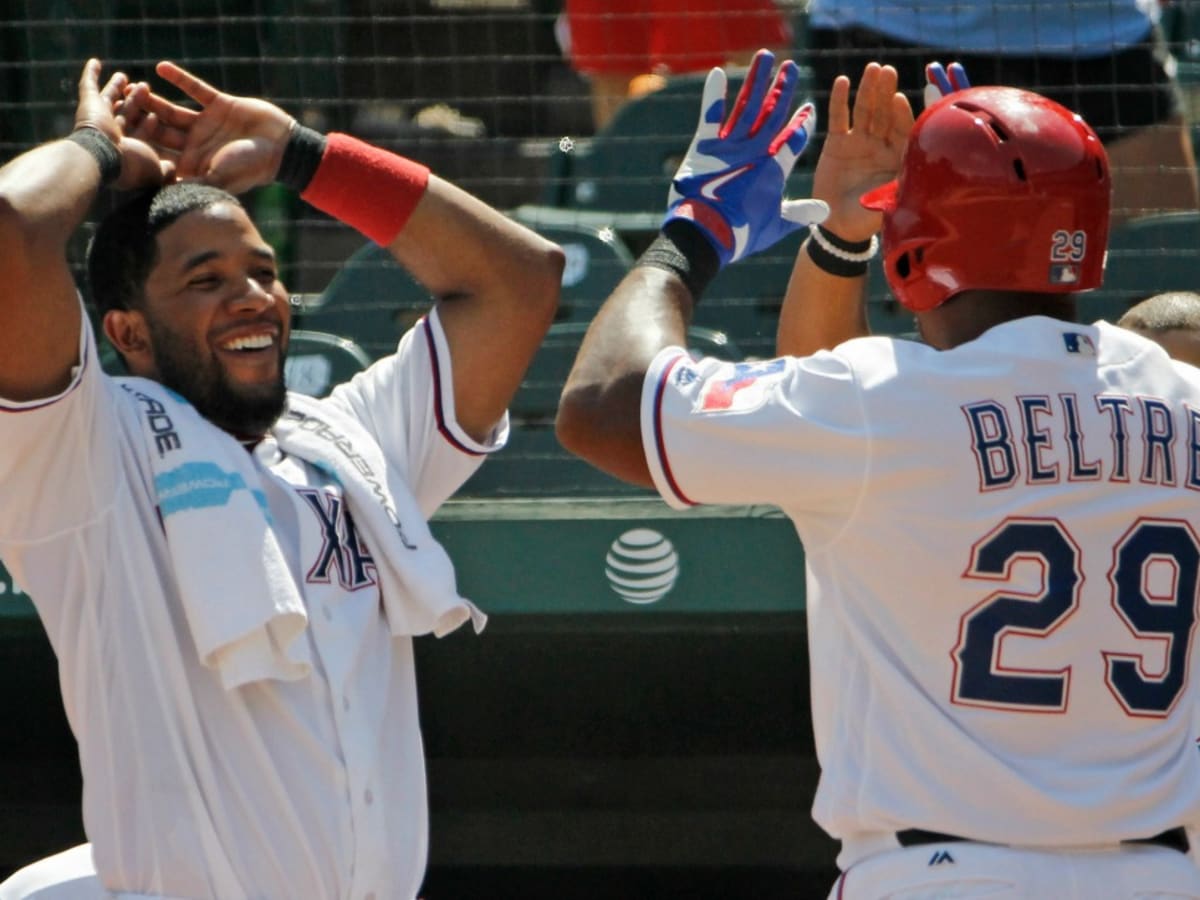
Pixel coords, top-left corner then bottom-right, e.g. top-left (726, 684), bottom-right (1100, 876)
top-left (605, 528), bottom-right (679, 605)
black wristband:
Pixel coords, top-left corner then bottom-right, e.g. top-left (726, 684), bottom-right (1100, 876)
top-left (815, 224), bottom-right (873, 255)
top-left (805, 235), bottom-right (869, 277)
top-left (67, 127), bottom-right (121, 188)
top-left (277, 123), bottom-right (328, 193)
top-left (635, 219), bottom-right (721, 300)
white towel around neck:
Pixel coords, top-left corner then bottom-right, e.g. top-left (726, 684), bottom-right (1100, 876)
top-left (120, 378), bottom-right (485, 691)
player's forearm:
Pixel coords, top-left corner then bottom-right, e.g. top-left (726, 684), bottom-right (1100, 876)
top-left (558, 220), bottom-right (714, 485)
top-left (557, 264), bottom-right (692, 488)
top-left (0, 140), bottom-right (97, 400)
top-left (280, 126), bottom-right (562, 315)
top-left (387, 175), bottom-right (562, 310)
top-left (777, 237), bottom-right (871, 357)
top-left (0, 139), bottom-right (104, 262)
top-left (391, 177), bottom-right (564, 441)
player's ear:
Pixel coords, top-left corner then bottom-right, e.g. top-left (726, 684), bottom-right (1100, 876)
top-left (103, 308), bottom-right (152, 366)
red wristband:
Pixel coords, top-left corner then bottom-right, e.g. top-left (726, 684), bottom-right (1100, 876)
top-left (300, 133), bottom-right (430, 246)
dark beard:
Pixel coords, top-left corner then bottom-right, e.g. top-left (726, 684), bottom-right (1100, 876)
top-left (148, 320), bottom-right (288, 437)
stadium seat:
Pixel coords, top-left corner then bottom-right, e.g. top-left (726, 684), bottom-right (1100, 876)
top-left (1088, 211), bottom-right (1200, 323)
top-left (457, 425), bottom-right (647, 499)
top-left (507, 209), bottom-right (640, 322)
top-left (544, 68), bottom-right (817, 214)
top-left (294, 242), bottom-right (434, 361)
top-left (284, 329), bottom-right (372, 397)
top-left (509, 320), bottom-right (742, 426)
top-left (700, 227), bottom-right (917, 356)
top-left (458, 320), bottom-right (742, 499)
top-left (699, 230), bottom-right (796, 359)
top-left (299, 214), bottom-right (643, 358)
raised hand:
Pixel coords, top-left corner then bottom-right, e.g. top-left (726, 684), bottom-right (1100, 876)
top-left (73, 58), bottom-right (172, 191)
top-left (923, 61), bottom-right (971, 110)
top-left (811, 62), bottom-right (913, 243)
top-left (129, 61), bottom-right (294, 194)
top-left (665, 48), bottom-right (828, 268)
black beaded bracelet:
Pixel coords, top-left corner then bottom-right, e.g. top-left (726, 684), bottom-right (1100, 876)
top-left (804, 224), bottom-right (879, 278)
top-left (635, 219), bottom-right (721, 300)
top-left (66, 126), bottom-right (121, 188)
top-left (277, 122), bottom-right (328, 193)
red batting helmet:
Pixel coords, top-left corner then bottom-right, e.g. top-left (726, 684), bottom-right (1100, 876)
top-left (860, 86), bottom-right (1111, 313)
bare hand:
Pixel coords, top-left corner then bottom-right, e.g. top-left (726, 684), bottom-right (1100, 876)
top-left (74, 58), bottom-right (173, 191)
top-left (812, 62), bottom-right (913, 242)
top-left (131, 61), bottom-right (294, 194)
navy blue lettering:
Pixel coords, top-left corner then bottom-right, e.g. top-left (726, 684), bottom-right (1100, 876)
top-left (1097, 396), bottom-right (1133, 482)
top-left (301, 489), bottom-right (345, 584)
top-left (344, 513), bottom-right (377, 587)
top-left (1141, 399), bottom-right (1175, 485)
top-left (298, 488), bottom-right (378, 591)
top-left (964, 401), bottom-right (1018, 490)
top-left (1060, 393), bottom-right (1100, 480)
top-left (1189, 408), bottom-right (1200, 491)
top-left (1019, 396), bottom-right (1057, 483)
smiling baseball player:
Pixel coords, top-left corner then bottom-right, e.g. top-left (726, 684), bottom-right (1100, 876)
top-left (0, 55), bottom-right (561, 898)
top-left (557, 49), bottom-right (1200, 899)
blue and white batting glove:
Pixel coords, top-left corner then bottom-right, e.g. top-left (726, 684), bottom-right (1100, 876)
top-left (665, 49), bottom-right (829, 269)
top-left (923, 60), bottom-right (971, 109)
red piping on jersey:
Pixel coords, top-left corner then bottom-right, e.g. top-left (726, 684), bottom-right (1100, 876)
top-left (653, 353), bottom-right (697, 507)
top-left (0, 336), bottom-right (90, 413)
top-left (422, 317), bottom-right (485, 457)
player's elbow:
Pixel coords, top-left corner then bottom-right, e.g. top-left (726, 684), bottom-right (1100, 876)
top-left (556, 380), bottom-right (654, 488)
top-left (0, 196), bottom-right (37, 298)
top-left (554, 383), bottom-right (598, 461)
top-left (527, 237), bottom-right (566, 329)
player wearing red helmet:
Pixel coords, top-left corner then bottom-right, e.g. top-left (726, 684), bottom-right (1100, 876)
top-left (862, 85), bottom-right (1111, 313)
top-left (558, 52), bottom-right (1200, 899)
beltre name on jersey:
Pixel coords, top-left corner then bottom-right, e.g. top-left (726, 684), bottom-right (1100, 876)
top-left (963, 388), bottom-right (1196, 492)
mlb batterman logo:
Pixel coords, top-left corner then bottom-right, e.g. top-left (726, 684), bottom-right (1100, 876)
top-left (695, 358), bottom-right (787, 414)
top-left (1062, 331), bottom-right (1096, 355)
top-left (605, 529), bottom-right (680, 605)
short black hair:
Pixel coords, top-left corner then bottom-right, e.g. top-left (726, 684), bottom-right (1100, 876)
top-left (1117, 291), bottom-right (1200, 334)
top-left (87, 182), bottom-right (242, 316)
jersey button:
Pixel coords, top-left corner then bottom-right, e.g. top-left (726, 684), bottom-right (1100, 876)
top-left (364, 788), bottom-right (374, 806)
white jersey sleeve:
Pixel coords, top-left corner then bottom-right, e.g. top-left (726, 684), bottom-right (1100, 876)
top-left (0, 303), bottom-right (127, 543)
top-left (322, 306), bottom-right (507, 518)
top-left (641, 346), bottom-right (870, 523)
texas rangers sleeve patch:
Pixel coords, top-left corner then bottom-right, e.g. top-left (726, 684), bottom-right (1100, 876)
top-left (693, 358), bottom-right (788, 415)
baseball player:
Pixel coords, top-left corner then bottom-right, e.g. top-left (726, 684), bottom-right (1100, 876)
top-left (556, 48), bottom-right (1200, 898)
top-left (0, 57), bottom-right (561, 898)
top-left (1117, 292), bottom-right (1200, 370)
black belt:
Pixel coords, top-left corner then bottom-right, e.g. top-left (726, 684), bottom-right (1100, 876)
top-left (897, 826), bottom-right (1189, 855)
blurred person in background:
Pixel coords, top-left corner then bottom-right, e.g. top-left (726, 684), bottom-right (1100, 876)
top-left (558, 0), bottom-right (794, 130)
top-left (1117, 290), bottom-right (1200, 366)
top-left (804, 0), bottom-right (1199, 224)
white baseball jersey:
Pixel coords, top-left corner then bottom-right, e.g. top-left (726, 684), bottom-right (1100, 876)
top-left (0, 305), bottom-right (502, 899)
top-left (642, 316), bottom-right (1200, 865)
